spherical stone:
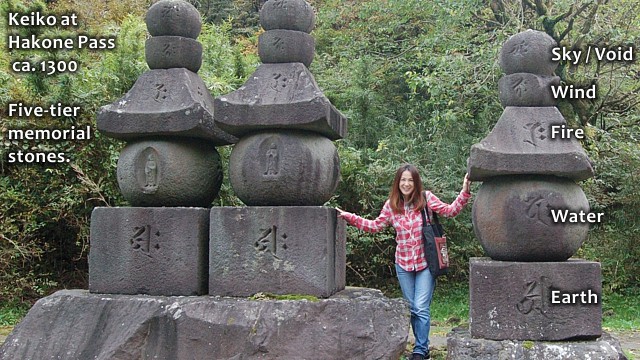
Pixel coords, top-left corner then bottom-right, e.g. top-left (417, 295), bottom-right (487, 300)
top-left (498, 73), bottom-right (560, 107)
top-left (472, 176), bottom-right (590, 261)
top-left (145, 36), bottom-right (202, 73)
top-left (229, 131), bottom-right (339, 206)
top-left (146, 0), bottom-right (202, 39)
top-left (260, 0), bottom-right (315, 33)
top-left (500, 30), bottom-right (559, 75)
top-left (258, 30), bottom-right (315, 67)
top-left (117, 139), bottom-right (222, 207)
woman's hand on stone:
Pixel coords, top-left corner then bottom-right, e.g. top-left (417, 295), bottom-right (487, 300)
top-left (335, 207), bottom-right (348, 219)
top-left (463, 173), bottom-right (472, 194)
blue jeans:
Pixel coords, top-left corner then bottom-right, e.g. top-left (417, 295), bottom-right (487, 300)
top-left (395, 264), bottom-right (436, 356)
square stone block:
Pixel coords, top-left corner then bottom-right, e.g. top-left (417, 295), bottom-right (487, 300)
top-left (209, 207), bottom-right (346, 298)
top-left (89, 207), bottom-right (210, 296)
top-left (469, 257), bottom-right (602, 341)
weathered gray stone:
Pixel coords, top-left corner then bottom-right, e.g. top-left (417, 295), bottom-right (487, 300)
top-left (467, 106), bottom-right (594, 181)
top-left (97, 68), bottom-right (236, 145)
top-left (469, 258), bottom-right (602, 341)
top-left (116, 138), bottom-right (222, 207)
top-left (258, 29), bottom-right (315, 67)
top-left (472, 176), bottom-right (590, 261)
top-left (145, 0), bottom-right (202, 39)
top-left (0, 288), bottom-right (408, 360)
top-left (498, 73), bottom-right (560, 107)
top-left (89, 207), bottom-right (209, 296)
top-left (260, 0), bottom-right (315, 33)
top-left (145, 36), bottom-right (202, 73)
top-left (500, 29), bottom-right (558, 75)
top-left (229, 131), bottom-right (340, 206)
top-left (448, 327), bottom-right (626, 360)
top-left (214, 63), bottom-right (347, 140)
top-left (210, 207), bottom-right (345, 297)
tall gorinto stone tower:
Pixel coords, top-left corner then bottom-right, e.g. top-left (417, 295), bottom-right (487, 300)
top-left (92, 0), bottom-right (235, 295)
top-left (448, 30), bottom-right (623, 358)
top-left (210, 0), bottom-right (348, 297)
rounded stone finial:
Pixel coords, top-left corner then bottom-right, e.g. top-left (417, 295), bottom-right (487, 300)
top-left (146, 0), bottom-right (202, 39)
top-left (260, 0), bottom-right (315, 33)
top-left (499, 30), bottom-right (559, 75)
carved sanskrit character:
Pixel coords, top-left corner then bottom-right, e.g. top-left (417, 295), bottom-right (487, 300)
top-left (516, 276), bottom-right (551, 318)
top-left (523, 122), bottom-right (547, 146)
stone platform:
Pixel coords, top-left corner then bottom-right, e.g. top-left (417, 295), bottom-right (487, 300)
top-left (447, 327), bottom-right (626, 360)
top-left (0, 288), bottom-right (408, 360)
top-left (470, 257), bottom-right (602, 341)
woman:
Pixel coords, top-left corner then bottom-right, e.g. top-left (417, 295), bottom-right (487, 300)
top-left (336, 163), bottom-right (471, 360)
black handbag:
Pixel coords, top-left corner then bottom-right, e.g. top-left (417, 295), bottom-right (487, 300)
top-left (421, 206), bottom-right (450, 277)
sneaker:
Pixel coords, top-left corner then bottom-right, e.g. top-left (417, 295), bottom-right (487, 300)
top-left (411, 353), bottom-right (425, 360)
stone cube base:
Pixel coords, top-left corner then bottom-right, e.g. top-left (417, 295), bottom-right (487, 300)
top-left (209, 207), bottom-right (346, 298)
top-left (89, 207), bottom-right (209, 296)
top-left (448, 327), bottom-right (626, 360)
top-left (0, 288), bottom-right (408, 360)
top-left (470, 257), bottom-right (602, 341)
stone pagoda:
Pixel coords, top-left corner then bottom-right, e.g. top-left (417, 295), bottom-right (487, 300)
top-left (447, 30), bottom-right (626, 359)
top-left (210, 0), bottom-right (348, 298)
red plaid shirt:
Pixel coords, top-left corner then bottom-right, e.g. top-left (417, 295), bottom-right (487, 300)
top-left (342, 190), bottom-right (471, 272)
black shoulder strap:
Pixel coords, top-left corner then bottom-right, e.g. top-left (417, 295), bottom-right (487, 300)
top-left (424, 191), bottom-right (440, 225)
top-left (421, 205), bottom-right (428, 227)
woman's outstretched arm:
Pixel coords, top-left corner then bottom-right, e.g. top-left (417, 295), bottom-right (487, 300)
top-left (337, 201), bottom-right (393, 233)
top-left (426, 174), bottom-right (472, 218)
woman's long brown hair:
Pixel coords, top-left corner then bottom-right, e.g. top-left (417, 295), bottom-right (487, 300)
top-left (389, 164), bottom-right (427, 213)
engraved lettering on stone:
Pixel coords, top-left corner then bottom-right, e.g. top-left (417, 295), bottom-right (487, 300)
top-left (516, 276), bottom-right (551, 318)
top-left (255, 225), bottom-right (288, 259)
top-left (512, 76), bottom-right (527, 97)
top-left (130, 225), bottom-right (161, 258)
top-left (271, 73), bottom-right (288, 92)
top-left (524, 194), bottom-right (552, 226)
top-left (272, 36), bottom-right (285, 51)
top-left (273, 0), bottom-right (289, 9)
top-left (509, 41), bottom-right (530, 57)
top-left (163, 43), bottom-right (173, 56)
top-left (265, 143), bottom-right (279, 176)
top-left (523, 122), bottom-right (547, 146)
top-left (154, 83), bottom-right (168, 102)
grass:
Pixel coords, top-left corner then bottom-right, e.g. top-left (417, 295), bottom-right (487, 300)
top-left (602, 288), bottom-right (640, 331)
top-left (0, 302), bottom-right (29, 327)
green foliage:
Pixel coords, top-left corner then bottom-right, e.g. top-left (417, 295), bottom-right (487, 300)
top-left (602, 288), bottom-right (640, 331)
top-left (0, 0), bottom-right (638, 310)
top-left (315, 0), bottom-right (639, 292)
top-left (0, 303), bottom-right (29, 327)
top-left (0, 0), bottom-right (252, 306)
